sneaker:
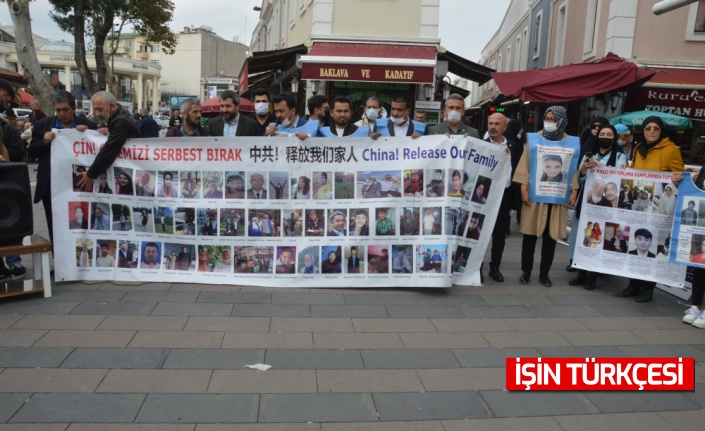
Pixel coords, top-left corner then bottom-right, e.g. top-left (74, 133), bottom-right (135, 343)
top-left (0, 264), bottom-right (26, 282)
top-left (683, 306), bottom-right (703, 324)
top-left (519, 272), bottom-right (530, 284)
top-left (693, 314), bottom-right (705, 329)
top-left (539, 274), bottom-right (552, 287)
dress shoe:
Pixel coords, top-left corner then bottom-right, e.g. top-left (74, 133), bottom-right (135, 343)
top-left (584, 273), bottom-right (597, 290)
top-left (519, 272), bottom-right (530, 284)
top-left (539, 274), bottom-right (552, 287)
top-left (568, 271), bottom-right (587, 286)
top-left (565, 259), bottom-right (577, 272)
top-left (617, 284), bottom-right (641, 297)
top-left (489, 265), bottom-right (504, 282)
top-left (636, 288), bottom-right (654, 303)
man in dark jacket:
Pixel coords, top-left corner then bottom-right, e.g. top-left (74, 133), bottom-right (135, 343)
top-left (76, 91), bottom-right (140, 190)
top-left (165, 98), bottom-right (208, 137)
top-left (30, 91), bottom-right (98, 245)
top-left (138, 108), bottom-right (159, 138)
top-left (207, 90), bottom-right (259, 137)
top-left (317, 96), bottom-right (359, 137)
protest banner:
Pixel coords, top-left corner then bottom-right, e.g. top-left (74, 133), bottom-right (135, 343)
top-left (572, 167), bottom-right (687, 288)
top-left (527, 133), bottom-right (580, 205)
top-left (51, 130), bottom-right (510, 288)
top-left (670, 172), bottom-right (705, 271)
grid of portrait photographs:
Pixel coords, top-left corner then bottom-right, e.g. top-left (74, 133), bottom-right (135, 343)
top-left (69, 165), bottom-right (483, 276)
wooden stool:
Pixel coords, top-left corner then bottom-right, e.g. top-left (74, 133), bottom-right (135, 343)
top-left (0, 235), bottom-right (52, 298)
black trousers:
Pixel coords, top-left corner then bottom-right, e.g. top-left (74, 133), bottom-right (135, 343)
top-left (490, 187), bottom-right (512, 267)
top-left (521, 205), bottom-right (556, 276)
top-left (692, 267), bottom-right (705, 307)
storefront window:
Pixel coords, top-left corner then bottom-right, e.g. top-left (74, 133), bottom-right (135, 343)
top-left (696, 0), bottom-right (705, 32)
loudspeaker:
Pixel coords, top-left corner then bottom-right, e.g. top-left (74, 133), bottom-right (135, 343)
top-left (0, 162), bottom-right (33, 245)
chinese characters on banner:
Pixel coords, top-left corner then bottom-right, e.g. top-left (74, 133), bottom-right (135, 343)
top-left (52, 130), bottom-right (510, 288)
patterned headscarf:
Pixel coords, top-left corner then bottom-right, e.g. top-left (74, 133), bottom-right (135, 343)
top-left (543, 105), bottom-right (568, 141)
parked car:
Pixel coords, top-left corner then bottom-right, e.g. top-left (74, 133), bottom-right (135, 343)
top-left (155, 115), bottom-right (170, 129)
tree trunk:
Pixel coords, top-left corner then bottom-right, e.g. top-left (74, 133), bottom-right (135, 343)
top-left (94, 29), bottom-right (108, 91)
top-left (6, 2), bottom-right (54, 114)
top-left (73, 0), bottom-right (97, 95)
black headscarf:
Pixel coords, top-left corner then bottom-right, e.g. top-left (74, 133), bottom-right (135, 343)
top-left (580, 116), bottom-right (611, 152)
top-left (543, 106), bottom-right (568, 141)
top-left (591, 124), bottom-right (622, 168)
top-left (637, 116), bottom-right (665, 158)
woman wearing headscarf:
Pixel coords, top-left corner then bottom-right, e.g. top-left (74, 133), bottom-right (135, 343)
top-left (617, 116), bottom-right (684, 303)
top-left (513, 106), bottom-right (579, 287)
top-left (569, 124), bottom-right (625, 289)
top-left (580, 116), bottom-right (610, 155)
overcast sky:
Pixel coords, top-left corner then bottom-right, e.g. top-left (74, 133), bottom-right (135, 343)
top-left (0, 0), bottom-right (510, 62)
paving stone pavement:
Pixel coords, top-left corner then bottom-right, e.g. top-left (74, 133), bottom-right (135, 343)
top-left (0, 164), bottom-right (703, 429)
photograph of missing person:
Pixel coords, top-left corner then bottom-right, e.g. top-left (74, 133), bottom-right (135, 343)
top-left (368, 245), bottom-right (389, 274)
top-left (690, 234), bottom-right (705, 264)
top-left (269, 171), bottom-right (289, 199)
top-left (94, 170), bottom-right (112, 194)
top-left (75, 238), bottom-right (93, 267)
top-left (444, 207), bottom-right (468, 236)
top-left (654, 182), bottom-right (678, 216)
top-left (135, 170), bottom-right (155, 197)
top-left (346, 245), bottom-right (365, 274)
top-left (425, 169), bottom-right (445, 197)
top-left (140, 241), bottom-right (162, 269)
top-left (421, 207), bottom-right (442, 236)
top-left (275, 246), bottom-right (296, 274)
top-left (133, 206), bottom-right (154, 233)
top-left (111, 204), bottom-right (132, 231)
top-left (197, 208), bottom-right (218, 236)
top-left (249, 209), bottom-right (280, 237)
top-left (656, 230), bottom-right (671, 260)
top-left (312, 171), bottom-right (334, 200)
top-left (538, 153), bottom-right (567, 183)
top-left (465, 212), bottom-right (485, 241)
top-left (416, 245), bottom-right (448, 273)
top-left (471, 176), bottom-right (492, 205)
top-left (94, 240), bottom-right (116, 268)
top-left (117, 240), bottom-right (138, 269)
top-left (403, 169), bottom-right (424, 197)
top-left (399, 207), bottom-right (420, 236)
top-left (681, 198), bottom-right (699, 226)
top-left (628, 227), bottom-right (656, 258)
top-left (90, 202), bottom-right (110, 231)
top-left (165, 243), bottom-right (195, 271)
top-left (180, 171), bottom-right (201, 199)
top-left (246, 171), bottom-right (267, 200)
top-left (349, 208), bottom-right (370, 236)
top-left (113, 167), bottom-right (134, 195)
top-left (375, 207), bottom-right (396, 236)
top-left (298, 246), bottom-right (320, 274)
top-left (447, 169), bottom-right (464, 197)
top-left (327, 208), bottom-right (348, 237)
top-left (73, 165), bottom-right (92, 192)
top-left (220, 208), bottom-right (244, 236)
top-left (335, 171), bottom-right (354, 199)
top-left (619, 180), bottom-right (655, 212)
top-left (461, 171), bottom-right (477, 201)
top-left (224, 171), bottom-right (246, 199)
top-left (391, 245), bottom-right (413, 273)
top-left (174, 207), bottom-right (196, 235)
top-left (581, 221), bottom-right (603, 248)
top-left (451, 246), bottom-right (472, 273)
top-left (291, 174), bottom-right (311, 199)
top-left (305, 209), bottom-right (325, 237)
top-left (603, 222), bottom-right (628, 253)
top-left (233, 246), bottom-right (274, 274)
top-left (154, 207), bottom-right (174, 234)
top-left (68, 202), bottom-right (88, 230)
top-left (321, 245), bottom-right (342, 274)
top-left (358, 170), bottom-right (401, 198)
top-left (197, 245), bottom-right (232, 272)
top-left (202, 171), bottom-right (224, 199)
top-left (156, 171), bottom-right (179, 198)
top-left (586, 177), bottom-right (619, 208)
top-left (283, 209), bottom-right (304, 237)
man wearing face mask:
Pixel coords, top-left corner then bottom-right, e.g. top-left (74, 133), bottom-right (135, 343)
top-left (354, 96), bottom-right (384, 130)
top-left (265, 92), bottom-right (308, 137)
top-left (307, 95), bottom-right (330, 126)
top-left (614, 123), bottom-right (633, 161)
top-left (385, 95), bottom-right (426, 138)
top-left (429, 94), bottom-right (479, 138)
top-left (76, 91), bottom-right (140, 191)
top-left (249, 88), bottom-right (277, 136)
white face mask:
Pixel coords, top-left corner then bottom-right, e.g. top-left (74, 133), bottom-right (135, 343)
top-left (447, 111), bottom-right (462, 124)
top-left (365, 109), bottom-right (380, 121)
top-left (617, 139), bottom-right (626, 146)
top-left (391, 116), bottom-right (406, 126)
top-left (543, 122), bottom-right (558, 133)
top-left (254, 102), bottom-right (269, 116)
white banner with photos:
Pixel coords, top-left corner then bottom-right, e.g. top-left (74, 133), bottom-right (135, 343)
top-left (572, 167), bottom-right (687, 287)
top-left (51, 129), bottom-right (511, 288)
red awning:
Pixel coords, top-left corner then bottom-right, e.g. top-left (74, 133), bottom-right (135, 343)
top-left (642, 67), bottom-right (705, 88)
top-left (492, 53), bottom-right (656, 103)
top-left (238, 44), bottom-right (307, 95)
top-left (300, 42), bottom-right (437, 84)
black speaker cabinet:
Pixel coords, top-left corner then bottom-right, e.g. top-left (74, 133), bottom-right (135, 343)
top-left (0, 162), bottom-right (33, 245)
